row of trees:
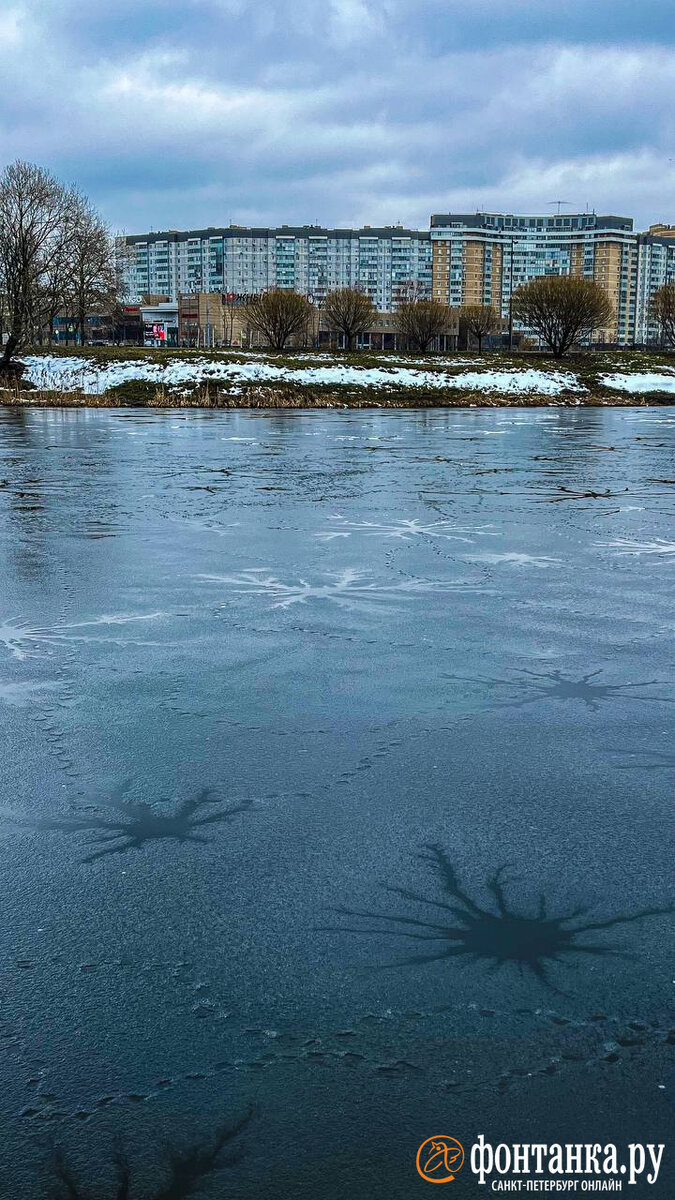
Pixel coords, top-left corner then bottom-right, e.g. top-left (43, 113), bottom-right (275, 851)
top-left (244, 276), bottom-right (675, 357)
top-left (242, 288), bottom-right (458, 353)
top-left (242, 280), bottom-right (617, 357)
top-left (243, 289), bottom-right (503, 354)
top-left (0, 160), bottom-right (122, 373)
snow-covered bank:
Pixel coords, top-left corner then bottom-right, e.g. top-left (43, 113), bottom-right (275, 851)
top-left (22, 354), bottom-right (581, 396)
top-left (6, 351), bottom-right (675, 407)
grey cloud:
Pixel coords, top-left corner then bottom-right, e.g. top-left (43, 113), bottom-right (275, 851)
top-left (0, 1), bottom-right (673, 232)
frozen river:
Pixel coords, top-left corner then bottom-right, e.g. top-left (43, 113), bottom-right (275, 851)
top-left (0, 405), bottom-right (673, 1197)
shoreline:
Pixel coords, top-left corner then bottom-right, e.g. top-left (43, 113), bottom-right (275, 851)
top-left (2, 390), bottom-right (674, 410)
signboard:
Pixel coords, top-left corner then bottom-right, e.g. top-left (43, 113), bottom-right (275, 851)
top-left (143, 322), bottom-right (166, 341)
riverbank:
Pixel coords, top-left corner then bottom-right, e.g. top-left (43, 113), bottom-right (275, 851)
top-left (3, 347), bottom-right (675, 407)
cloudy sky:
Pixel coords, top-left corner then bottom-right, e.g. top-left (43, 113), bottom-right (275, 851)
top-left (0, 0), bottom-right (673, 234)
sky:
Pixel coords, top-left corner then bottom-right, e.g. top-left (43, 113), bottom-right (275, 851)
top-left (0, 0), bottom-right (673, 234)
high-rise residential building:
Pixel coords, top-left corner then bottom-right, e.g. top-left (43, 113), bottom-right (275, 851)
top-left (123, 225), bottom-right (432, 312)
top-left (430, 212), bottom-right (637, 344)
top-left (121, 212), bottom-right (675, 342)
top-left (634, 231), bottom-right (675, 344)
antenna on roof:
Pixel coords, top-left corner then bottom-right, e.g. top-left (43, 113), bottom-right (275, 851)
top-left (548, 200), bottom-right (572, 215)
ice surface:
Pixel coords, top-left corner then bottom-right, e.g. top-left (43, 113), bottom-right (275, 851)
top-left (0, 405), bottom-right (673, 1197)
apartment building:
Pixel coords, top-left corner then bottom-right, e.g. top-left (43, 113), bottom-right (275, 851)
top-left (122, 212), bottom-right (675, 343)
top-left (124, 226), bottom-right (432, 312)
top-left (430, 212), bottom-right (638, 344)
top-left (646, 223), bottom-right (675, 239)
top-left (634, 231), bottom-right (675, 344)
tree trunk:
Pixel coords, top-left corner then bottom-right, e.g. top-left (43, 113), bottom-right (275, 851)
top-left (0, 332), bottom-right (18, 369)
top-left (0, 333), bottom-right (26, 381)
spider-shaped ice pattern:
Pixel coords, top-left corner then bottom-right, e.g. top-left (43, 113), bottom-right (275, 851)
top-left (45, 1112), bottom-right (250, 1199)
top-left (199, 568), bottom-right (477, 610)
top-left (0, 613), bottom-right (163, 660)
top-left (315, 516), bottom-right (496, 543)
top-left (22, 785), bottom-right (253, 862)
top-left (325, 845), bottom-right (674, 991)
top-left (447, 668), bottom-right (673, 713)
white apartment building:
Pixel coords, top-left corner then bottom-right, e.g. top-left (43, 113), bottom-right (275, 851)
top-left (122, 225), bottom-right (432, 312)
top-left (634, 231), bottom-right (675, 344)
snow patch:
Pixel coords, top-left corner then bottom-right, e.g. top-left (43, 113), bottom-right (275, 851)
top-left (600, 372), bottom-right (675, 394)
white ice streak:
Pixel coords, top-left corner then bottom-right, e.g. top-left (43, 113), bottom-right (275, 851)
top-left (0, 680), bottom-right (59, 705)
top-left (0, 618), bottom-right (69, 660)
top-left (597, 538), bottom-right (675, 556)
top-left (63, 612), bottom-right (167, 627)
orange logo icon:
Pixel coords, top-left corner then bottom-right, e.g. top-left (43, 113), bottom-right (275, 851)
top-left (416, 1136), bottom-right (465, 1183)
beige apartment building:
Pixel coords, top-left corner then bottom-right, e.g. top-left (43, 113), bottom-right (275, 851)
top-left (431, 212), bottom-right (637, 344)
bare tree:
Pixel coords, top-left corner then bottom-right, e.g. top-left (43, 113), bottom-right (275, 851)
top-left (323, 287), bottom-right (376, 351)
top-left (460, 303), bottom-right (498, 353)
top-left (222, 292), bottom-right (240, 346)
top-left (94, 240), bottom-right (137, 344)
top-left (33, 238), bottom-right (72, 345)
top-left (243, 289), bottom-right (313, 351)
top-left (64, 194), bottom-right (120, 346)
top-left (0, 160), bottom-right (72, 372)
top-left (648, 283), bottom-right (675, 347)
top-left (394, 298), bottom-right (452, 353)
top-left (511, 275), bottom-right (613, 357)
